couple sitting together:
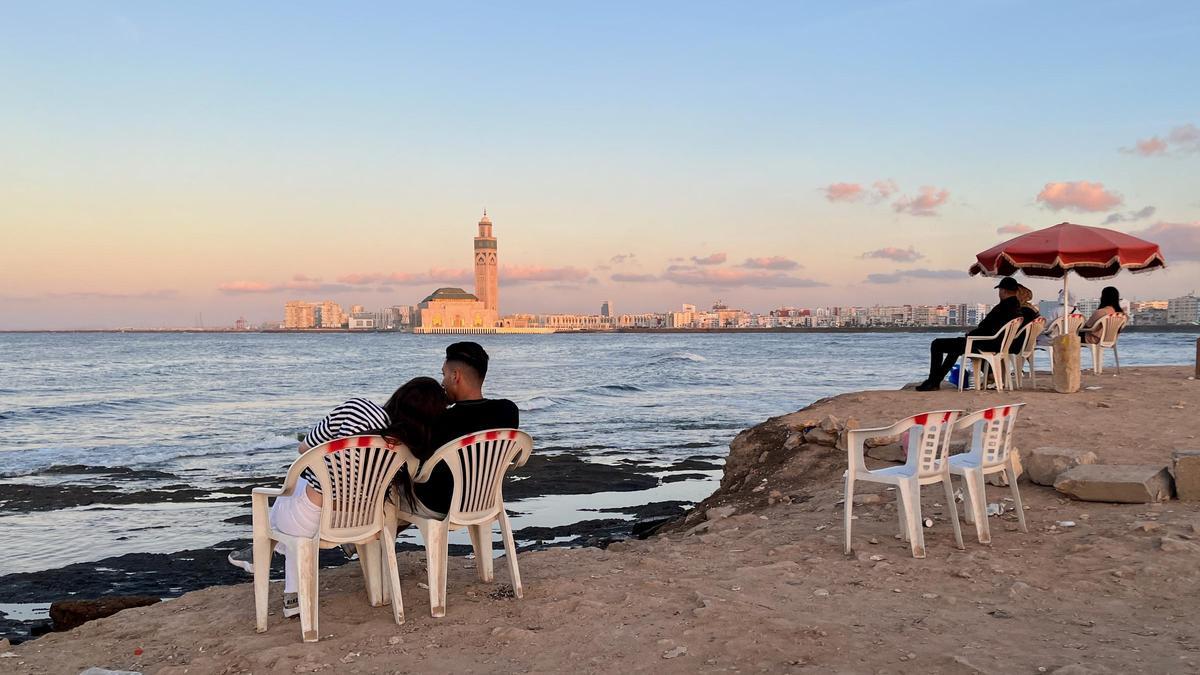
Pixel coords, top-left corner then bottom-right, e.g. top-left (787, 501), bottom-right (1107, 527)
top-left (228, 341), bottom-right (518, 617)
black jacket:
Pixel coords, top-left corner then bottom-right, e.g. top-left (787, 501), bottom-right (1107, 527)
top-left (966, 296), bottom-right (1022, 352)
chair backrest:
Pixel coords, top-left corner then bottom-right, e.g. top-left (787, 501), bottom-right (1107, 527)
top-left (1016, 317), bottom-right (1046, 357)
top-left (955, 403), bottom-right (1024, 468)
top-left (997, 317), bottom-right (1024, 354)
top-left (292, 435), bottom-right (415, 542)
top-left (1094, 312), bottom-right (1126, 347)
top-left (903, 410), bottom-right (963, 478)
top-left (420, 429), bottom-right (533, 526)
top-left (1050, 313), bottom-right (1084, 337)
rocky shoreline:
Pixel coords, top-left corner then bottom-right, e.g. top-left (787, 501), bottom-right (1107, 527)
top-left (0, 452), bottom-right (719, 643)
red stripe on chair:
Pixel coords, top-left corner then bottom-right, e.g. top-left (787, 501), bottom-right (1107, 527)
top-left (914, 413), bottom-right (928, 425)
top-left (984, 408), bottom-right (996, 420)
top-left (357, 436), bottom-right (371, 447)
top-left (942, 411), bottom-right (951, 423)
top-left (485, 430), bottom-right (499, 441)
top-left (1002, 406), bottom-right (1011, 417)
top-left (326, 438), bottom-right (348, 453)
top-left (508, 430), bottom-right (517, 439)
top-left (461, 434), bottom-right (476, 447)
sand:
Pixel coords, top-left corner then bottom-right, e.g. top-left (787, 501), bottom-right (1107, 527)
top-left (5, 366), bottom-right (1199, 674)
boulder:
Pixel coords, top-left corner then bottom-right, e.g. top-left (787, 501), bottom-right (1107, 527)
top-left (1170, 450), bottom-right (1200, 501)
top-left (1024, 447), bottom-right (1098, 486)
top-left (1053, 464), bottom-right (1174, 503)
top-left (804, 427), bottom-right (838, 446)
top-left (50, 596), bottom-right (161, 632)
top-left (864, 434), bottom-right (902, 449)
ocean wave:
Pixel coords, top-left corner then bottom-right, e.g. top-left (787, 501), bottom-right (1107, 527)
top-left (11, 396), bottom-right (172, 419)
top-left (172, 435), bottom-right (300, 460)
top-left (517, 396), bottom-right (569, 412)
top-left (586, 383), bottom-right (645, 395)
top-left (648, 351), bottom-right (707, 365)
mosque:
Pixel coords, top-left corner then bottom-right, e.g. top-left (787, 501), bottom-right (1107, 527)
top-left (413, 212), bottom-right (550, 334)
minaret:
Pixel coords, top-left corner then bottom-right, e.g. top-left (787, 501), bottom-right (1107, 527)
top-left (473, 209), bottom-right (498, 313)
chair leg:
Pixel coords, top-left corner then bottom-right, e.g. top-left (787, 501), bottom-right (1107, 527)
top-left (968, 470), bottom-right (991, 544)
top-left (252, 533), bottom-right (272, 633)
top-left (1113, 347), bottom-right (1120, 375)
top-left (380, 525), bottom-right (405, 626)
top-left (991, 357), bottom-right (1004, 392)
top-left (419, 521), bottom-right (449, 618)
top-left (896, 488), bottom-right (908, 541)
top-left (941, 477), bottom-right (964, 550)
top-left (499, 509), bottom-right (524, 599)
top-left (959, 475), bottom-right (974, 525)
top-left (958, 355), bottom-right (968, 391)
top-left (468, 524), bottom-right (495, 582)
top-left (1007, 461), bottom-right (1028, 533)
top-left (357, 542), bottom-right (384, 607)
top-left (843, 472), bottom-right (854, 554)
top-left (296, 539), bottom-right (320, 643)
top-left (897, 480), bottom-right (924, 558)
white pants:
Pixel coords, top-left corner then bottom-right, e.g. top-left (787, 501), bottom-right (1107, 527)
top-left (269, 478), bottom-right (321, 593)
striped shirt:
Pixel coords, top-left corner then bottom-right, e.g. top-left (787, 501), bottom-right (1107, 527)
top-left (300, 398), bottom-right (390, 492)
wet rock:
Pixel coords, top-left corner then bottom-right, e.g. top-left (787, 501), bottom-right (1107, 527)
top-left (1054, 464), bottom-right (1174, 503)
top-left (1170, 450), bottom-right (1200, 501)
top-left (50, 596), bottom-right (161, 631)
top-left (1025, 448), bottom-right (1098, 486)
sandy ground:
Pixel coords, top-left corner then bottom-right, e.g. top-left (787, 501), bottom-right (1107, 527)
top-left (6, 366), bottom-right (1199, 674)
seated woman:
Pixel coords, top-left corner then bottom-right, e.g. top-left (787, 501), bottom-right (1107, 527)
top-left (1080, 286), bottom-right (1124, 344)
top-left (227, 377), bottom-right (449, 618)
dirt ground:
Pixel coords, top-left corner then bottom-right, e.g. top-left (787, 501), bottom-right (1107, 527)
top-left (6, 366), bottom-right (1199, 674)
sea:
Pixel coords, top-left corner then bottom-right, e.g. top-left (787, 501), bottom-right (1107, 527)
top-left (0, 330), bottom-right (1195, 578)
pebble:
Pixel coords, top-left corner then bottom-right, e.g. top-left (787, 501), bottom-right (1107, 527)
top-left (1056, 520), bottom-right (1077, 528)
top-left (662, 646), bottom-right (688, 659)
top-left (869, 555), bottom-right (885, 561)
top-left (387, 636), bottom-right (402, 645)
top-left (921, 593), bottom-right (939, 599)
top-left (813, 589), bottom-right (830, 597)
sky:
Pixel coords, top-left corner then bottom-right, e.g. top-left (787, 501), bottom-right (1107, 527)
top-left (1, 1), bottom-right (1199, 329)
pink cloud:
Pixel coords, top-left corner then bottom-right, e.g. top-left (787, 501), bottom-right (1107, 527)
top-left (892, 186), bottom-right (950, 216)
top-left (872, 179), bottom-right (899, 198)
top-left (861, 246), bottom-right (924, 263)
top-left (1123, 123), bottom-right (1200, 156)
top-left (501, 265), bottom-right (591, 284)
top-left (1131, 221), bottom-right (1200, 261)
top-left (610, 253), bottom-right (636, 264)
top-left (824, 182), bottom-right (865, 202)
top-left (691, 252), bottom-right (727, 266)
top-left (1036, 181), bottom-right (1123, 212)
top-left (865, 269), bottom-right (964, 284)
top-left (1168, 123), bottom-right (1200, 152)
top-left (740, 256), bottom-right (800, 270)
top-left (218, 279), bottom-right (355, 294)
top-left (663, 266), bottom-right (824, 288)
top-left (1124, 137), bottom-right (1168, 156)
top-left (996, 223), bottom-right (1033, 235)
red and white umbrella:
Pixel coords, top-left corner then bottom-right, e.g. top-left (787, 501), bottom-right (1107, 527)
top-left (969, 222), bottom-right (1167, 323)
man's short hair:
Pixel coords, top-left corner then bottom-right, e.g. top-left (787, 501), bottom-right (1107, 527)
top-left (445, 341), bottom-right (489, 380)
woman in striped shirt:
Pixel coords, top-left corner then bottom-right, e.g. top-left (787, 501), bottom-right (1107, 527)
top-left (229, 377), bottom-right (449, 616)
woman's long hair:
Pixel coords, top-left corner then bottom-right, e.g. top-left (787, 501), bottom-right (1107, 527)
top-left (1099, 286), bottom-right (1122, 313)
top-left (380, 377), bottom-right (449, 457)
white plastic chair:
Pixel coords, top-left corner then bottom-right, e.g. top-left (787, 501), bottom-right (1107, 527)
top-left (959, 318), bottom-right (1023, 392)
top-left (251, 435), bottom-right (416, 642)
top-left (1082, 313), bottom-right (1127, 374)
top-left (393, 429), bottom-right (533, 617)
top-left (843, 410), bottom-right (965, 559)
top-left (1036, 313), bottom-right (1084, 371)
top-left (948, 404), bottom-right (1028, 544)
top-left (1009, 317), bottom-right (1046, 389)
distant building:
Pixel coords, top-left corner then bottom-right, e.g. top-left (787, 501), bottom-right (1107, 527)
top-left (316, 301), bottom-right (345, 328)
top-left (348, 312), bottom-right (375, 330)
top-left (1076, 297), bottom-right (1100, 317)
top-left (474, 210), bottom-right (499, 314)
top-left (1168, 292), bottom-right (1199, 325)
top-left (284, 301), bottom-right (317, 329)
top-left (600, 300), bottom-right (613, 318)
top-left (414, 212), bottom-right (501, 333)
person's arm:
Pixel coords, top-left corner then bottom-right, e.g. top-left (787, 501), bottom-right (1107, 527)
top-left (297, 440), bottom-right (311, 455)
top-left (1081, 308), bottom-right (1109, 331)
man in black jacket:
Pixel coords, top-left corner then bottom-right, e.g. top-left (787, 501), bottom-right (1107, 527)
top-left (916, 277), bottom-right (1023, 391)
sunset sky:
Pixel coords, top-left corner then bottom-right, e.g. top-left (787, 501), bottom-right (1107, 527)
top-left (2, 2), bottom-right (1198, 329)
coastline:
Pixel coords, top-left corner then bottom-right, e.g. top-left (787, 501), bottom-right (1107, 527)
top-left (4, 365), bottom-right (1198, 673)
top-left (2, 325), bottom-right (1198, 334)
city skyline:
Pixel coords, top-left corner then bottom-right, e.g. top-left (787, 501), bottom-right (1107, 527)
top-left (2, 3), bottom-right (1200, 329)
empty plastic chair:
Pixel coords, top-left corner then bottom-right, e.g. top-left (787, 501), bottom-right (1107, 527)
top-left (393, 429), bottom-right (533, 617)
top-left (843, 410), bottom-right (965, 559)
top-left (948, 404), bottom-right (1028, 544)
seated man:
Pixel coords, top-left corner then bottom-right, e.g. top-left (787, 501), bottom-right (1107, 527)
top-left (398, 341), bottom-right (520, 518)
top-left (916, 276), bottom-right (1023, 391)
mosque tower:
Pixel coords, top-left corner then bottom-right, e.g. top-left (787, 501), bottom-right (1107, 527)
top-left (473, 209), bottom-right (499, 313)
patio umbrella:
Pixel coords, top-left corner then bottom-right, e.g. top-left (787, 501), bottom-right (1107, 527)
top-left (968, 222), bottom-right (1167, 328)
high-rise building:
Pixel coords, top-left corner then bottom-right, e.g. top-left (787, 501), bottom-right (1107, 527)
top-left (1168, 292), bottom-right (1199, 325)
top-left (474, 210), bottom-right (499, 314)
top-left (601, 300), bottom-right (613, 317)
top-left (284, 301), bottom-right (317, 329)
top-left (317, 301), bottom-right (345, 328)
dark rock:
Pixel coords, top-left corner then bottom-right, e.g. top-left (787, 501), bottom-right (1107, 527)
top-left (50, 596), bottom-right (161, 631)
top-left (662, 472), bottom-right (711, 484)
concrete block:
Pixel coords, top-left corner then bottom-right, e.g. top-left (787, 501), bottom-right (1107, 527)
top-left (1024, 447), bottom-right (1098, 486)
top-left (1171, 450), bottom-right (1200, 501)
top-left (1052, 334), bottom-right (1081, 393)
top-left (1053, 464), bottom-right (1174, 503)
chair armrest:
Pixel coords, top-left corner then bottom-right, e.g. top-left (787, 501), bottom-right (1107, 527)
top-left (252, 487), bottom-right (283, 497)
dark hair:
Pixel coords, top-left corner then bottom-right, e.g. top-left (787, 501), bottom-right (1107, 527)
top-left (1099, 286), bottom-right (1122, 313)
top-left (445, 341), bottom-right (489, 380)
top-left (380, 377), bottom-right (449, 457)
